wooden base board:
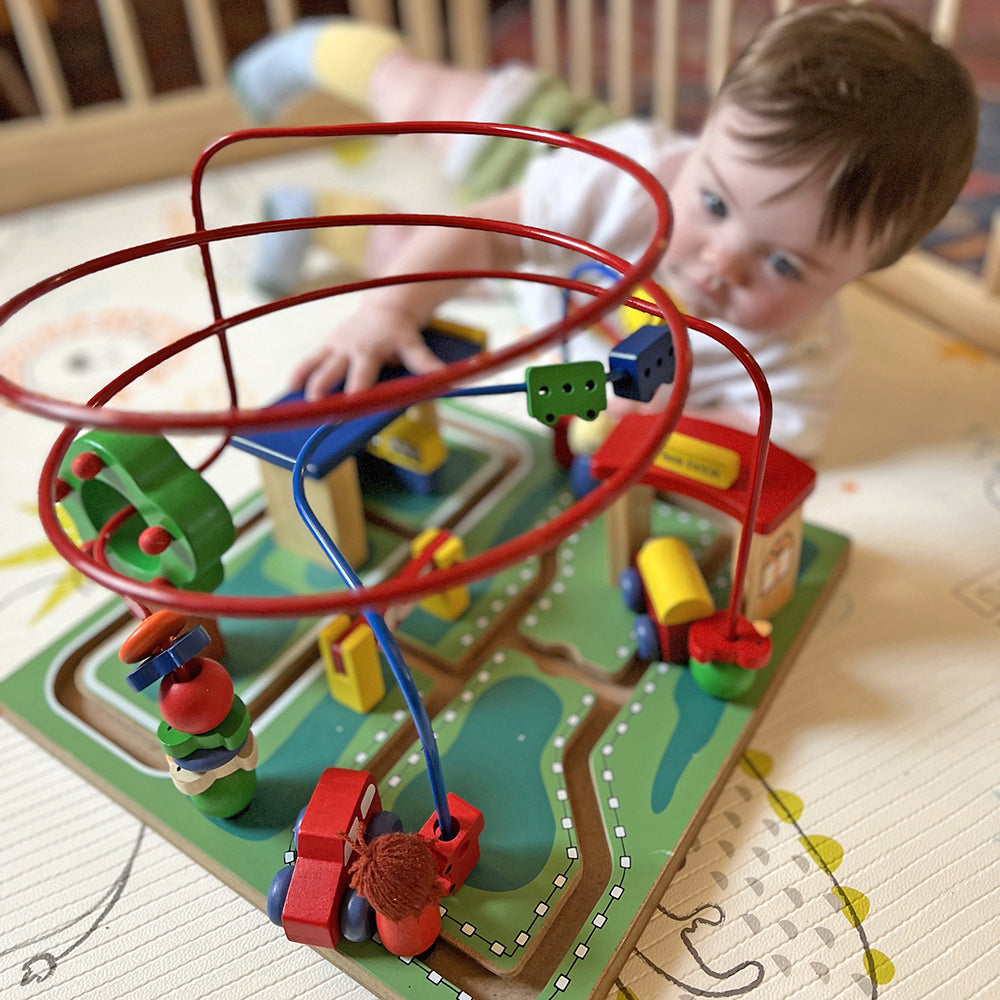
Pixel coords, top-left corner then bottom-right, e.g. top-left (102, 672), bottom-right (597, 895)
top-left (0, 409), bottom-right (848, 1000)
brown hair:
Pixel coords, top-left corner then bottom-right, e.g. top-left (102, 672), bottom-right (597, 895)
top-left (716, 2), bottom-right (978, 269)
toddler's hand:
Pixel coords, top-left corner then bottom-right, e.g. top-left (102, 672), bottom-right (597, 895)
top-left (290, 303), bottom-right (444, 400)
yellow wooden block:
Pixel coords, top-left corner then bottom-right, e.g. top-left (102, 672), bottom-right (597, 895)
top-left (654, 431), bottom-right (740, 489)
top-left (367, 408), bottom-right (447, 474)
top-left (617, 285), bottom-right (686, 334)
top-left (411, 528), bottom-right (470, 621)
top-left (636, 536), bottom-right (715, 627)
top-left (319, 615), bottom-right (385, 714)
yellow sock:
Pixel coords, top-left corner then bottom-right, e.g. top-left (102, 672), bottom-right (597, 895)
top-left (311, 21), bottom-right (403, 109)
top-left (313, 190), bottom-right (387, 275)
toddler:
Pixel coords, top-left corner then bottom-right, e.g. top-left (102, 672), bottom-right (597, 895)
top-left (232, 2), bottom-right (977, 458)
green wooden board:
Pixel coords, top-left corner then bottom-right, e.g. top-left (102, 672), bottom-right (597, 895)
top-left (0, 406), bottom-right (848, 1000)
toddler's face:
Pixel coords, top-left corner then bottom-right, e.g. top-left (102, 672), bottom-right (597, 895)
top-left (662, 102), bottom-right (875, 332)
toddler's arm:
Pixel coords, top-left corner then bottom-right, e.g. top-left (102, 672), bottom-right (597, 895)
top-left (290, 187), bottom-right (524, 400)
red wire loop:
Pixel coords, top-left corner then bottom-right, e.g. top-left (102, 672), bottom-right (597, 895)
top-left (3, 122), bottom-right (696, 618)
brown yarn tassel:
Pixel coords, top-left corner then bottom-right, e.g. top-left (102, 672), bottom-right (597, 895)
top-left (348, 830), bottom-right (440, 922)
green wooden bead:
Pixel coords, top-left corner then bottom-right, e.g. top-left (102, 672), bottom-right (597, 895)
top-left (158, 695), bottom-right (251, 756)
top-left (689, 659), bottom-right (757, 701)
top-left (525, 361), bottom-right (607, 425)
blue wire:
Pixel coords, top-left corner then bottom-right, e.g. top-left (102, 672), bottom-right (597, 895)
top-left (561, 262), bottom-right (625, 361)
top-left (288, 368), bottom-right (618, 834)
top-left (444, 382), bottom-right (526, 398)
top-left (292, 423), bottom-right (455, 839)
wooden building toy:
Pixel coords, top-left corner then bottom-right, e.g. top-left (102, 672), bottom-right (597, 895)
top-left (318, 613), bottom-right (386, 714)
top-left (592, 414), bottom-right (816, 621)
top-left (0, 114), bottom-right (862, 1000)
top-left (231, 322), bottom-right (484, 568)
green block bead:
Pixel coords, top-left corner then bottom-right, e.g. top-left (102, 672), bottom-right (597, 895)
top-left (158, 695), bottom-right (251, 757)
top-left (525, 361), bottom-right (607, 425)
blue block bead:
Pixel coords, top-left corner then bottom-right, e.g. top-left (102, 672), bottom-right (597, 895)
top-left (570, 453), bottom-right (599, 499)
top-left (609, 324), bottom-right (676, 402)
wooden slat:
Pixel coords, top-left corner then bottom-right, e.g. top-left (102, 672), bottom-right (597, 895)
top-left (652, 0), bottom-right (680, 127)
top-left (707, 0), bottom-right (735, 94)
top-left (96, 0), bottom-right (153, 105)
top-left (400, 0), bottom-right (445, 62)
top-left (931, 0), bottom-right (963, 45)
top-left (984, 210), bottom-right (1000, 297)
top-left (5, 0), bottom-right (70, 118)
top-left (607, 0), bottom-right (633, 114)
top-left (183, 0), bottom-right (228, 88)
top-left (531, 0), bottom-right (560, 77)
top-left (446, 0), bottom-right (490, 69)
top-left (568, 0), bottom-right (595, 96)
top-left (349, 0), bottom-right (392, 25)
top-left (0, 89), bottom-right (351, 215)
top-left (862, 252), bottom-right (1000, 355)
top-left (264, 0), bottom-right (298, 33)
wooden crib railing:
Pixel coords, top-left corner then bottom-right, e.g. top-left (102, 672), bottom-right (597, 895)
top-left (0, 0), bottom-right (994, 349)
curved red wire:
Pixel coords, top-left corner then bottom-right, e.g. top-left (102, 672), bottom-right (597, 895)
top-left (4, 122), bottom-right (690, 618)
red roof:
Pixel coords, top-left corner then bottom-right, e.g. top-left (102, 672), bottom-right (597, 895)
top-left (591, 414), bottom-right (815, 534)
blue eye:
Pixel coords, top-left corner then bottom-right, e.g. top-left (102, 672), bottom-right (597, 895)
top-left (769, 253), bottom-right (802, 280)
top-left (701, 190), bottom-right (726, 218)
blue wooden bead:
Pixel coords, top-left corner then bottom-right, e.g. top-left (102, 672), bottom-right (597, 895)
top-left (570, 453), bottom-right (599, 499)
top-left (125, 625), bottom-right (210, 692)
top-left (170, 737), bottom-right (245, 773)
top-left (609, 324), bottom-right (675, 402)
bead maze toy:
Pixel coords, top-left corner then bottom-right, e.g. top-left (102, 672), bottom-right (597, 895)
top-left (0, 122), bottom-right (848, 1000)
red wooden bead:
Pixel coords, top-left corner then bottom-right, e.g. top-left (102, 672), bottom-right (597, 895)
top-left (158, 657), bottom-right (234, 734)
top-left (139, 525), bottom-right (173, 555)
top-left (375, 901), bottom-right (441, 957)
top-left (54, 477), bottom-right (72, 502)
top-left (70, 451), bottom-right (104, 480)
